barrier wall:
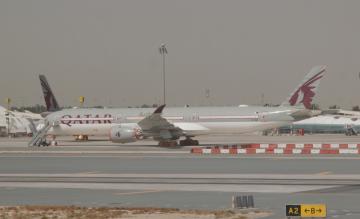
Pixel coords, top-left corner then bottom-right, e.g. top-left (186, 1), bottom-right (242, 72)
top-left (190, 143), bottom-right (360, 155)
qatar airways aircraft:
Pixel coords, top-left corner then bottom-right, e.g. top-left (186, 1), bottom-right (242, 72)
top-left (30, 66), bottom-right (325, 147)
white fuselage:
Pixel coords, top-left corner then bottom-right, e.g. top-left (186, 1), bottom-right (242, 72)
top-left (45, 106), bottom-right (303, 139)
top-left (48, 121), bottom-right (288, 137)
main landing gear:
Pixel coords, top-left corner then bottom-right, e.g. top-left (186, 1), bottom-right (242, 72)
top-left (50, 135), bottom-right (58, 146)
top-left (38, 135), bottom-right (57, 147)
top-left (75, 135), bottom-right (89, 141)
top-left (179, 137), bottom-right (199, 146)
top-left (158, 137), bottom-right (199, 147)
top-left (158, 140), bottom-right (178, 147)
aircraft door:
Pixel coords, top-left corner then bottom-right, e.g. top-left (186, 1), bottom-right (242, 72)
top-left (113, 114), bottom-right (124, 124)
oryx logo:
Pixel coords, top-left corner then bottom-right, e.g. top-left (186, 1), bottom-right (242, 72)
top-left (289, 68), bottom-right (325, 109)
top-left (39, 75), bottom-right (60, 112)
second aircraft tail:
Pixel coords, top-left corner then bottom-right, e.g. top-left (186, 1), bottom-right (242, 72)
top-left (39, 75), bottom-right (60, 112)
top-left (281, 65), bottom-right (326, 109)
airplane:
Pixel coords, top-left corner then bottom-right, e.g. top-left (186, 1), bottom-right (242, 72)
top-left (282, 110), bottom-right (360, 135)
top-left (30, 66), bottom-right (326, 147)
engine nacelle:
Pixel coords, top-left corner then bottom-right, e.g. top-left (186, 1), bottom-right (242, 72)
top-left (109, 125), bottom-right (143, 143)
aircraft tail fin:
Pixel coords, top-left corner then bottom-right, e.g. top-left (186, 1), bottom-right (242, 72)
top-left (39, 75), bottom-right (60, 112)
top-left (281, 65), bottom-right (326, 109)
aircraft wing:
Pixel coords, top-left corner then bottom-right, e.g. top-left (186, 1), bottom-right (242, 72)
top-left (137, 105), bottom-right (183, 138)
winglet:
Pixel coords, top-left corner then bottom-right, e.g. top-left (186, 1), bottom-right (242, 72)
top-left (154, 104), bottom-right (166, 114)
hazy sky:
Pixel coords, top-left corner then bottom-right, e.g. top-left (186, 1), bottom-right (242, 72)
top-left (0, 0), bottom-right (359, 108)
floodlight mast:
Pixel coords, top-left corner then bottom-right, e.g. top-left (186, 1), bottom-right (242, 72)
top-left (159, 44), bottom-right (167, 105)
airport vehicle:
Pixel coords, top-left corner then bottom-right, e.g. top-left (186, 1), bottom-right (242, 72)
top-left (30, 66), bottom-right (325, 147)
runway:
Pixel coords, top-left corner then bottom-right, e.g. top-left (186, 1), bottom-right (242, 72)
top-left (1, 153), bottom-right (360, 174)
top-left (1, 134), bottom-right (360, 218)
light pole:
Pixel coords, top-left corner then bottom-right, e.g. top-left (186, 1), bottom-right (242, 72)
top-left (79, 96), bottom-right (85, 108)
top-left (5, 98), bottom-right (11, 138)
top-left (159, 44), bottom-right (167, 105)
top-left (205, 88), bottom-right (211, 106)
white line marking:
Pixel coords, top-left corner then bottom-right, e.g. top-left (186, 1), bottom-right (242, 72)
top-left (0, 182), bottom-right (336, 193)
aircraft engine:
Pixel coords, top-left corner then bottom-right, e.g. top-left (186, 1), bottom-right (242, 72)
top-left (109, 125), bottom-right (143, 143)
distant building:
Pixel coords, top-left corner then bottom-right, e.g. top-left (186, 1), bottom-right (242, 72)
top-left (0, 106), bottom-right (43, 136)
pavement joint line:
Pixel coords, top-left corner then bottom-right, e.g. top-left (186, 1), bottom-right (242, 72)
top-left (316, 171), bottom-right (333, 175)
top-left (78, 172), bottom-right (100, 174)
top-left (1, 173), bottom-right (360, 180)
top-left (114, 190), bottom-right (164, 196)
top-left (0, 182), bottom-right (337, 193)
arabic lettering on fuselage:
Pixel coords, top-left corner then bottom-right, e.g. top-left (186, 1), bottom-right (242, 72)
top-left (60, 114), bottom-right (113, 126)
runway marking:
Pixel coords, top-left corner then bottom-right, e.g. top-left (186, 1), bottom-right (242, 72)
top-left (316, 171), bottom-right (333, 175)
top-left (1, 173), bottom-right (360, 180)
top-left (114, 190), bottom-right (164, 196)
top-left (78, 171), bottom-right (99, 174)
top-left (0, 182), bottom-right (336, 193)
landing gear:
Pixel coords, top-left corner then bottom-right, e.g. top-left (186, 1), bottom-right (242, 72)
top-left (158, 140), bottom-right (178, 147)
top-left (39, 140), bottom-right (49, 147)
top-left (75, 135), bottom-right (89, 141)
top-left (345, 128), bottom-right (357, 136)
top-left (179, 137), bottom-right (199, 146)
top-left (49, 135), bottom-right (58, 146)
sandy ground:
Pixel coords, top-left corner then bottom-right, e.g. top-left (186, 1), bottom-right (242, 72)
top-left (0, 206), bottom-right (271, 219)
